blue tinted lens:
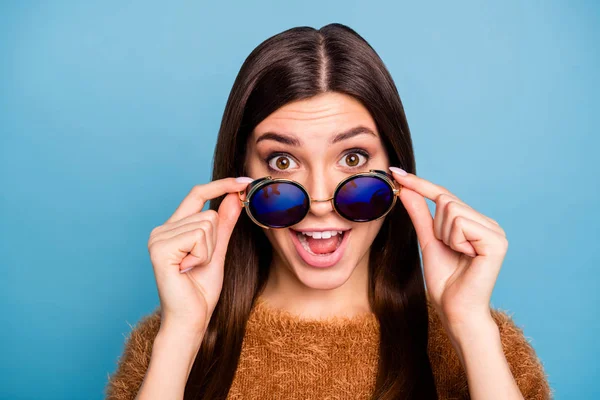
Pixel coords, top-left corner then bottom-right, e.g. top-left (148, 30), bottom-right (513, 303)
top-left (334, 176), bottom-right (393, 222)
top-left (248, 181), bottom-right (309, 228)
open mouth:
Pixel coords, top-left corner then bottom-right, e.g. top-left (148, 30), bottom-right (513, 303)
top-left (297, 230), bottom-right (344, 255)
top-left (289, 228), bottom-right (351, 268)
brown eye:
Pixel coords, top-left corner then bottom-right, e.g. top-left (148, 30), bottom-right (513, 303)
top-left (339, 152), bottom-right (368, 169)
top-left (345, 154), bottom-right (359, 167)
top-left (276, 156), bottom-right (289, 169)
top-left (267, 155), bottom-right (298, 171)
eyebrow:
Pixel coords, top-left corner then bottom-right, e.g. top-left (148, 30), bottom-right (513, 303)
top-left (255, 126), bottom-right (377, 146)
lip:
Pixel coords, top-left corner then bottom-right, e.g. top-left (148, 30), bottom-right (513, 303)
top-left (292, 227), bottom-right (350, 233)
top-left (289, 228), bottom-right (351, 268)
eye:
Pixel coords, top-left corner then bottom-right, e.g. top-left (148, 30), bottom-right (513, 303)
top-left (339, 151), bottom-right (369, 169)
top-left (267, 154), bottom-right (298, 171)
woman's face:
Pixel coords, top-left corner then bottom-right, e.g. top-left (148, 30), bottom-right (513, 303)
top-left (245, 92), bottom-right (391, 290)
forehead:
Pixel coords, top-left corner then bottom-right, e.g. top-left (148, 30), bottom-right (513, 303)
top-left (251, 92), bottom-right (379, 140)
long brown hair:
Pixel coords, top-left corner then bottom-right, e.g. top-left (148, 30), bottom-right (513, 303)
top-left (184, 23), bottom-right (437, 399)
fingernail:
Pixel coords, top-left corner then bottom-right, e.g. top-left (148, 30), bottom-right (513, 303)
top-left (180, 266), bottom-right (194, 274)
top-left (235, 176), bottom-right (254, 183)
top-left (389, 166), bottom-right (407, 176)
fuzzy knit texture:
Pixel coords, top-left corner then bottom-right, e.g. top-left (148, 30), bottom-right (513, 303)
top-left (105, 296), bottom-right (553, 399)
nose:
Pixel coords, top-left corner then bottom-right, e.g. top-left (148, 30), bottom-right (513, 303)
top-left (306, 173), bottom-right (336, 217)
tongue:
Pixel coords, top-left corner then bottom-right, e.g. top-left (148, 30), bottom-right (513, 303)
top-left (307, 236), bottom-right (340, 254)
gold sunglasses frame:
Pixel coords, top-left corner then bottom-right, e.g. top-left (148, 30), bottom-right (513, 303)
top-left (238, 169), bottom-right (402, 229)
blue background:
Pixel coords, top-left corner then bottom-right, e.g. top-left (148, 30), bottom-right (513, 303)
top-left (1, 1), bottom-right (597, 399)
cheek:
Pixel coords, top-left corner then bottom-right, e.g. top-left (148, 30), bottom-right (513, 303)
top-left (264, 228), bottom-right (288, 251)
top-left (353, 220), bottom-right (384, 248)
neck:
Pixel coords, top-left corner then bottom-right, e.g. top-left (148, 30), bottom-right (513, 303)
top-left (258, 250), bottom-right (372, 320)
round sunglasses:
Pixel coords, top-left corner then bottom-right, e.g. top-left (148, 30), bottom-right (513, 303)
top-left (238, 169), bottom-right (403, 229)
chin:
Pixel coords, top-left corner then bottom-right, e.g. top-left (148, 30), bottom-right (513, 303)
top-left (289, 257), bottom-right (358, 290)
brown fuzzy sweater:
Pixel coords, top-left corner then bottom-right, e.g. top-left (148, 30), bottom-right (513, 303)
top-left (104, 297), bottom-right (552, 399)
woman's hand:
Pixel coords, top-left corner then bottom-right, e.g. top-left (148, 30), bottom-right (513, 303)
top-left (147, 177), bottom-right (252, 334)
top-left (389, 167), bottom-right (508, 334)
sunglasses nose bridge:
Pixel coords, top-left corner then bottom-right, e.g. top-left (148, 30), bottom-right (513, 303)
top-left (302, 173), bottom-right (338, 209)
top-left (306, 194), bottom-right (335, 217)
top-left (311, 196), bottom-right (334, 203)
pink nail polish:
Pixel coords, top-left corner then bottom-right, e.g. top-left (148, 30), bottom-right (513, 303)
top-left (389, 166), bottom-right (407, 176)
top-left (235, 176), bottom-right (254, 183)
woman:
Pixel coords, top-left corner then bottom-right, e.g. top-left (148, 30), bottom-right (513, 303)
top-left (105, 23), bottom-right (551, 399)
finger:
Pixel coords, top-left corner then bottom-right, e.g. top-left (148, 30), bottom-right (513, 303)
top-left (447, 216), bottom-right (477, 257)
top-left (431, 190), bottom-right (501, 226)
top-left (438, 193), bottom-right (502, 228)
top-left (211, 192), bottom-right (244, 264)
top-left (398, 186), bottom-right (438, 251)
top-left (178, 227), bottom-right (212, 272)
top-left (450, 216), bottom-right (509, 259)
top-left (166, 177), bottom-right (252, 224)
top-left (201, 221), bottom-right (216, 263)
top-left (435, 196), bottom-right (506, 244)
top-left (152, 227), bottom-right (210, 272)
top-left (389, 167), bottom-right (454, 204)
top-left (390, 167), bottom-right (502, 228)
top-left (150, 210), bottom-right (219, 244)
top-left (151, 220), bottom-right (216, 260)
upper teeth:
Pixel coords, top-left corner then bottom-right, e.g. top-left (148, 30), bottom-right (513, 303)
top-left (301, 231), bottom-right (342, 239)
